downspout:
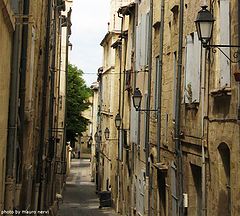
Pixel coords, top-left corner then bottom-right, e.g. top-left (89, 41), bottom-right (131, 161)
top-left (97, 70), bottom-right (103, 193)
top-left (200, 42), bottom-right (206, 216)
top-left (237, 0), bottom-right (240, 120)
top-left (56, 14), bottom-right (62, 160)
top-left (18, 0), bottom-right (30, 183)
top-left (118, 11), bottom-right (124, 116)
top-left (121, 16), bottom-right (128, 215)
top-left (5, 3), bottom-right (21, 210)
top-left (37, 0), bottom-right (52, 210)
top-left (48, 1), bottom-right (57, 161)
top-left (131, 8), bottom-right (136, 215)
top-left (174, 0), bottom-right (184, 215)
top-left (49, 0), bottom-right (57, 204)
top-left (157, 0), bottom-right (165, 163)
top-left (63, 8), bottom-right (72, 171)
top-left (117, 11), bottom-right (123, 214)
top-left (146, 1), bottom-right (153, 215)
top-left (133, 4), bottom-right (138, 89)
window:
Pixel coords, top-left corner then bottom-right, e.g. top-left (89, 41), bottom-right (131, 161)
top-left (219, 0), bottom-right (230, 88)
top-left (136, 12), bottom-right (150, 71)
top-left (218, 143), bottom-right (231, 216)
top-left (191, 164), bottom-right (202, 216)
top-left (184, 32), bottom-right (201, 103)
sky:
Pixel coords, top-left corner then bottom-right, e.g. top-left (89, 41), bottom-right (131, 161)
top-left (69, 0), bottom-right (110, 86)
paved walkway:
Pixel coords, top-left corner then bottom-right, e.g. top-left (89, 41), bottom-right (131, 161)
top-left (57, 159), bottom-right (118, 216)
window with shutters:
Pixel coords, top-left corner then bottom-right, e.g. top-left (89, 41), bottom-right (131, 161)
top-left (135, 12), bottom-right (150, 71)
top-left (130, 104), bottom-right (139, 145)
top-left (184, 32), bottom-right (201, 104)
top-left (218, 0), bottom-right (230, 88)
top-left (136, 170), bottom-right (145, 216)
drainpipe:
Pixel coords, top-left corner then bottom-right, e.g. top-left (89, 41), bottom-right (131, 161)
top-left (5, 3), bottom-right (21, 210)
top-left (121, 27), bottom-right (127, 158)
top-left (174, 0), bottom-right (184, 215)
top-left (238, 0), bottom-right (240, 120)
top-left (48, 0), bottom-right (58, 205)
top-left (37, 0), bottom-right (52, 210)
top-left (18, 0), bottom-right (30, 184)
top-left (146, 1), bottom-right (153, 215)
top-left (157, 0), bottom-right (165, 163)
top-left (117, 11), bottom-right (123, 214)
top-left (121, 16), bottom-right (129, 215)
top-left (133, 4), bottom-right (138, 89)
top-left (131, 8), bottom-right (136, 215)
top-left (118, 11), bottom-right (124, 116)
top-left (201, 45), bottom-right (206, 216)
top-left (62, 8), bottom-right (72, 173)
top-left (56, 14), bottom-right (62, 160)
top-left (49, 0), bottom-right (57, 161)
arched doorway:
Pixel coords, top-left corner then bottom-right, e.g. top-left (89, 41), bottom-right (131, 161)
top-left (217, 143), bottom-right (231, 216)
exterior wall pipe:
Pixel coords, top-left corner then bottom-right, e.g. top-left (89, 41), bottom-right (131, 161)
top-left (121, 17), bottom-right (128, 214)
top-left (146, 1), bottom-right (153, 215)
top-left (62, 8), bottom-right (72, 167)
top-left (6, 12), bottom-right (20, 179)
top-left (5, 3), bottom-right (21, 210)
top-left (157, 0), bottom-right (164, 163)
top-left (48, 0), bottom-right (57, 161)
top-left (133, 4), bottom-right (138, 89)
top-left (37, 0), bottom-right (52, 210)
top-left (118, 11), bottom-right (124, 116)
top-left (174, 0), bottom-right (184, 215)
top-left (49, 0), bottom-right (58, 204)
top-left (117, 11), bottom-right (123, 214)
top-left (200, 45), bottom-right (206, 216)
top-left (18, 0), bottom-right (30, 183)
top-left (56, 14), bottom-right (62, 159)
top-left (238, 0), bottom-right (240, 120)
top-left (121, 24), bottom-right (128, 160)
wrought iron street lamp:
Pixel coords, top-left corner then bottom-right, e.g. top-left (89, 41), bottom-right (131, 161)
top-left (195, 5), bottom-right (240, 63)
top-left (195, 5), bottom-right (214, 48)
top-left (104, 127), bottom-right (110, 140)
top-left (132, 88), bottom-right (142, 111)
top-left (132, 88), bottom-right (157, 112)
top-left (115, 113), bottom-right (122, 129)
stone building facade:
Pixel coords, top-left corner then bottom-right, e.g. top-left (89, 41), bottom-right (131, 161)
top-left (0, 0), bottom-right (72, 213)
top-left (0, 0), bottom-right (15, 210)
top-left (95, 0), bottom-right (240, 215)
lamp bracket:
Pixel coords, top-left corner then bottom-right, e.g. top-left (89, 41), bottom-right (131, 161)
top-left (206, 44), bottom-right (240, 63)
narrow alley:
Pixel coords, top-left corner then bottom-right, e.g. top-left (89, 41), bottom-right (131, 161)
top-left (57, 159), bottom-right (118, 216)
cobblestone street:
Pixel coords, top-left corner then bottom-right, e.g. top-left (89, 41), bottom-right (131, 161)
top-left (57, 159), bottom-right (118, 216)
